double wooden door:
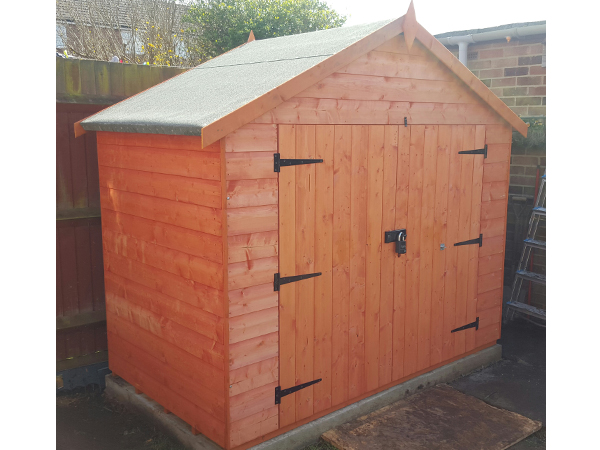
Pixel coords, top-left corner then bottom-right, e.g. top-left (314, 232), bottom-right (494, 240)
top-left (277, 124), bottom-right (486, 427)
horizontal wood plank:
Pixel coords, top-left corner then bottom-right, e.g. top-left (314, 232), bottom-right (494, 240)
top-left (101, 208), bottom-right (223, 264)
top-left (478, 253), bottom-right (505, 276)
top-left (228, 256), bottom-right (278, 290)
top-left (103, 229), bottom-right (224, 290)
top-left (480, 199), bottom-right (508, 220)
top-left (226, 152), bottom-right (277, 180)
top-left (229, 332), bottom-right (278, 370)
top-left (225, 124), bottom-right (277, 152)
top-left (230, 406), bottom-right (278, 448)
top-left (483, 162), bottom-right (509, 183)
top-left (106, 293), bottom-right (225, 370)
top-left (99, 166), bottom-right (221, 209)
top-left (478, 305), bottom-right (502, 329)
top-left (229, 283), bottom-right (278, 318)
top-left (104, 251), bottom-right (223, 316)
top-left (97, 131), bottom-right (217, 152)
top-left (228, 231), bottom-right (278, 264)
top-left (480, 218), bottom-right (506, 239)
top-left (477, 270), bottom-right (504, 295)
top-left (105, 271), bottom-right (224, 343)
top-left (479, 234), bottom-right (506, 257)
top-left (97, 144), bottom-right (220, 180)
top-left (227, 205), bottom-right (278, 236)
top-left (374, 35), bottom-right (430, 56)
top-left (481, 181), bottom-right (508, 202)
top-left (108, 351), bottom-right (225, 446)
top-left (229, 381), bottom-right (279, 423)
top-left (253, 98), bottom-right (504, 126)
top-left (299, 73), bottom-right (480, 104)
top-left (339, 51), bottom-right (453, 81)
top-left (227, 179), bottom-right (278, 208)
top-left (107, 311), bottom-right (223, 392)
top-left (476, 324), bottom-right (500, 347)
top-left (229, 307), bottom-right (278, 344)
top-left (477, 288), bottom-right (503, 312)
top-left (108, 331), bottom-right (225, 418)
top-left (100, 188), bottom-right (222, 236)
top-left (229, 356), bottom-right (278, 397)
top-left (484, 144), bottom-right (511, 164)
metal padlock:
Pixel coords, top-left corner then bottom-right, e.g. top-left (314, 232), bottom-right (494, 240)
top-left (396, 230), bottom-right (407, 256)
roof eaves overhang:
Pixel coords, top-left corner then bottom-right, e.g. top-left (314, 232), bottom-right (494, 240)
top-left (415, 23), bottom-right (529, 137)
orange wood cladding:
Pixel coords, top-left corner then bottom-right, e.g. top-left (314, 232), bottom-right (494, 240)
top-left (95, 31), bottom-right (513, 450)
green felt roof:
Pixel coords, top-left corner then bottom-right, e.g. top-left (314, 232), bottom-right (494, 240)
top-left (81, 19), bottom-right (394, 136)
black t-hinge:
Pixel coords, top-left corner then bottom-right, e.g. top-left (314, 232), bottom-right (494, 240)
top-left (454, 234), bottom-right (483, 247)
top-left (451, 317), bottom-right (479, 333)
top-left (274, 272), bottom-right (322, 291)
top-left (275, 379), bottom-right (322, 404)
top-left (459, 144), bottom-right (487, 158)
top-left (274, 153), bottom-right (324, 172)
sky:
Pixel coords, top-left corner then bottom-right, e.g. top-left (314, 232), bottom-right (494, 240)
top-left (326, 0), bottom-right (546, 35)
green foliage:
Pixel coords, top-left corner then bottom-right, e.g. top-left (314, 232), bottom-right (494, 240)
top-left (512, 117), bottom-right (546, 149)
top-left (183, 0), bottom-right (346, 62)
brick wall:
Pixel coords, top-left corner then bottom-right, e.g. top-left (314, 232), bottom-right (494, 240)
top-left (444, 33), bottom-right (546, 309)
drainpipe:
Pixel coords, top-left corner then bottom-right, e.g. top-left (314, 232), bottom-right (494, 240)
top-left (437, 23), bottom-right (546, 66)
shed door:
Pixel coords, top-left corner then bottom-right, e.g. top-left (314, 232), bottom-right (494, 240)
top-left (277, 124), bottom-right (486, 428)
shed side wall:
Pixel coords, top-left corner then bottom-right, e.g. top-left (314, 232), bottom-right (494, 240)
top-left (97, 132), bottom-right (227, 446)
top-left (224, 124), bottom-right (280, 448)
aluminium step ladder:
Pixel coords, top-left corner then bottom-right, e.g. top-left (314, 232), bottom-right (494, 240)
top-left (505, 172), bottom-right (546, 326)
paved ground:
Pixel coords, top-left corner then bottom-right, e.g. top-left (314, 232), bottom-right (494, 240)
top-left (56, 318), bottom-right (545, 450)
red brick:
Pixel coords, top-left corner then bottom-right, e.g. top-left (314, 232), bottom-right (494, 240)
top-left (479, 68), bottom-right (504, 78)
top-left (515, 97), bottom-right (542, 106)
top-left (510, 165), bottom-right (524, 175)
top-left (479, 48), bottom-right (504, 59)
top-left (524, 167), bottom-right (539, 176)
top-left (512, 156), bottom-right (540, 165)
top-left (528, 86), bottom-right (546, 95)
top-left (490, 88), bottom-right (503, 96)
top-left (502, 88), bottom-right (527, 97)
top-left (530, 66), bottom-right (546, 75)
top-left (510, 175), bottom-right (536, 187)
top-left (509, 106), bottom-right (528, 115)
top-left (527, 106), bottom-right (546, 116)
top-left (491, 57), bottom-right (518, 68)
top-left (503, 45), bottom-right (535, 57)
top-left (468, 59), bottom-right (492, 70)
top-left (501, 97), bottom-right (516, 106)
top-left (517, 76), bottom-right (543, 86)
top-left (491, 77), bottom-right (516, 87)
top-left (504, 67), bottom-right (529, 77)
top-left (518, 55), bottom-right (543, 66)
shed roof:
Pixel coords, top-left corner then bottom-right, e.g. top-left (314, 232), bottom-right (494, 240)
top-left (80, 3), bottom-right (529, 144)
top-left (80, 19), bottom-right (394, 136)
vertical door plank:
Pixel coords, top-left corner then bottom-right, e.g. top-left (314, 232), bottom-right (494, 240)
top-left (466, 125), bottom-right (486, 352)
top-left (349, 125), bottom-right (368, 399)
top-left (365, 126), bottom-right (384, 391)
top-left (392, 126), bottom-right (410, 381)
top-left (313, 125), bottom-right (334, 413)
top-left (443, 126), bottom-right (463, 361)
top-left (430, 125), bottom-right (451, 366)
top-left (417, 125), bottom-right (438, 371)
top-left (404, 125), bottom-right (424, 377)
top-left (295, 125), bottom-right (316, 421)
top-left (278, 125), bottom-right (296, 427)
top-left (379, 125), bottom-right (398, 386)
top-left (455, 126), bottom-right (475, 357)
top-left (331, 126), bottom-right (352, 406)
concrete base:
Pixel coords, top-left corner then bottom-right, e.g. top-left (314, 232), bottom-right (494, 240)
top-left (105, 344), bottom-right (501, 450)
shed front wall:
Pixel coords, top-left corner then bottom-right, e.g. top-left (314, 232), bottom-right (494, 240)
top-left (227, 33), bottom-right (511, 449)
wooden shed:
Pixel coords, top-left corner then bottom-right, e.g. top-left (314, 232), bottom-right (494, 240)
top-left (77, 4), bottom-right (528, 449)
